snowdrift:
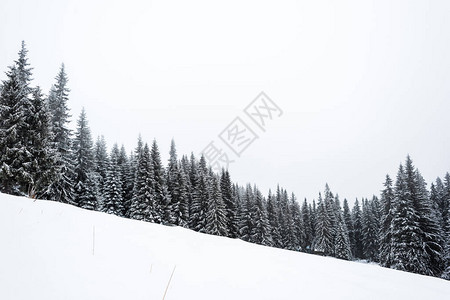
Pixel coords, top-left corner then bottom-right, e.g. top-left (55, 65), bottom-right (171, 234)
top-left (0, 193), bottom-right (448, 299)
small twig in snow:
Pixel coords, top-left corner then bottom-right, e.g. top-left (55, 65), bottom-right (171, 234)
top-left (162, 265), bottom-right (177, 300)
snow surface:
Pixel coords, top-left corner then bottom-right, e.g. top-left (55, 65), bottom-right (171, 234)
top-left (0, 193), bottom-right (449, 300)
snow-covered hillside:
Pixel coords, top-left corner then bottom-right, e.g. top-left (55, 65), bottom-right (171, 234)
top-left (0, 193), bottom-right (448, 300)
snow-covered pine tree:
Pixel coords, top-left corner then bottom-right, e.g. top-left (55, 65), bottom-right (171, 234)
top-left (379, 174), bottom-right (395, 267)
top-left (166, 139), bottom-right (182, 225)
top-left (188, 154), bottom-right (200, 230)
top-left (443, 173), bottom-right (450, 233)
top-left (232, 183), bottom-right (243, 238)
top-left (190, 155), bottom-right (210, 232)
top-left (301, 199), bottom-right (314, 252)
top-left (220, 169), bottom-right (238, 238)
top-left (103, 145), bottom-right (124, 216)
top-left (176, 163), bottom-right (190, 227)
top-left (415, 169), bottom-right (444, 276)
top-left (431, 178), bottom-right (446, 234)
top-left (442, 173), bottom-right (450, 279)
top-left (238, 184), bottom-right (255, 242)
top-left (72, 108), bottom-right (97, 210)
top-left (267, 190), bottom-right (282, 248)
top-left (315, 192), bottom-right (333, 255)
top-left (250, 187), bottom-right (272, 246)
top-left (44, 64), bottom-right (75, 203)
top-left (0, 65), bottom-right (34, 196)
top-left (310, 200), bottom-right (317, 247)
top-left (324, 184), bottom-right (337, 256)
top-left (150, 140), bottom-right (171, 224)
top-left (205, 175), bottom-right (228, 236)
top-left (351, 199), bottom-right (364, 259)
top-left (93, 135), bottom-right (109, 211)
top-left (15, 41), bottom-right (33, 89)
top-left (28, 86), bottom-right (57, 198)
top-left (118, 145), bottom-right (133, 217)
top-left (342, 198), bottom-right (354, 256)
top-left (0, 42), bottom-right (36, 196)
top-left (390, 161), bottom-right (426, 274)
top-left (334, 201), bottom-right (352, 260)
top-left (443, 230), bottom-right (450, 280)
top-left (130, 143), bottom-right (154, 221)
top-left (290, 193), bottom-right (304, 251)
top-left (362, 197), bottom-right (379, 262)
top-left (277, 187), bottom-right (295, 249)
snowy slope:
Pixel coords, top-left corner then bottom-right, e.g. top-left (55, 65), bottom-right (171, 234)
top-left (0, 193), bottom-right (448, 300)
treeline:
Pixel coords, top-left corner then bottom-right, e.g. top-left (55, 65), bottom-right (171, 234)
top-left (1, 42), bottom-right (449, 280)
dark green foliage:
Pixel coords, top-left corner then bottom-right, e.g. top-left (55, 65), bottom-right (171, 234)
top-left (362, 197), bottom-right (380, 262)
top-left (250, 188), bottom-right (272, 246)
top-left (379, 175), bottom-right (394, 267)
top-left (351, 199), bottom-right (364, 259)
top-left (221, 169), bottom-right (238, 238)
top-left (205, 176), bottom-right (228, 236)
top-left (150, 140), bottom-right (171, 224)
top-left (72, 108), bottom-right (97, 210)
top-left (44, 64), bottom-right (75, 203)
top-left (267, 190), bottom-right (282, 248)
top-left (0, 66), bottom-right (33, 195)
top-left (342, 199), bottom-right (354, 256)
top-left (301, 199), bottom-right (314, 252)
top-left (315, 193), bottom-right (333, 255)
top-left (130, 143), bottom-right (154, 221)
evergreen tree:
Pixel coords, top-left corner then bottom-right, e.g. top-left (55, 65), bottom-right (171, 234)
top-left (220, 169), bottom-right (238, 238)
top-left (72, 108), bottom-right (97, 210)
top-left (0, 42), bottom-right (35, 196)
top-left (130, 143), bottom-right (154, 221)
top-left (315, 193), bottom-right (333, 255)
top-left (150, 140), bottom-right (171, 224)
top-left (334, 203), bottom-right (352, 260)
top-left (415, 170), bottom-right (444, 276)
top-left (362, 198), bottom-right (379, 261)
top-left (324, 184), bottom-right (337, 255)
top-left (301, 199), bottom-right (314, 252)
top-left (28, 87), bottom-right (57, 198)
top-left (103, 146), bottom-right (124, 216)
top-left (176, 164), bottom-right (190, 227)
top-left (166, 139), bottom-right (182, 225)
top-left (190, 156), bottom-right (210, 232)
top-left (118, 145), bottom-right (133, 217)
top-left (0, 66), bottom-right (33, 195)
top-left (290, 193), bottom-right (304, 251)
top-left (310, 200), bottom-right (317, 248)
top-left (44, 64), bottom-right (74, 203)
top-left (93, 135), bottom-right (109, 210)
top-left (267, 190), bottom-right (282, 248)
top-left (391, 161), bottom-right (425, 274)
top-left (238, 185), bottom-right (255, 242)
top-left (442, 173), bottom-right (450, 279)
top-left (379, 174), bottom-right (395, 267)
top-left (15, 41), bottom-right (33, 88)
top-left (342, 199), bottom-right (354, 256)
top-left (277, 187), bottom-right (295, 249)
top-left (351, 199), bottom-right (364, 259)
top-left (205, 176), bottom-right (228, 236)
top-left (250, 188), bottom-right (272, 246)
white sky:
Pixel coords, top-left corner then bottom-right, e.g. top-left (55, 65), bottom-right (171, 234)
top-left (1, 0), bottom-right (449, 202)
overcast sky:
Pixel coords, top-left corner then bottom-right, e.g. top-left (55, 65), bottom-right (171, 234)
top-left (1, 0), bottom-right (449, 202)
